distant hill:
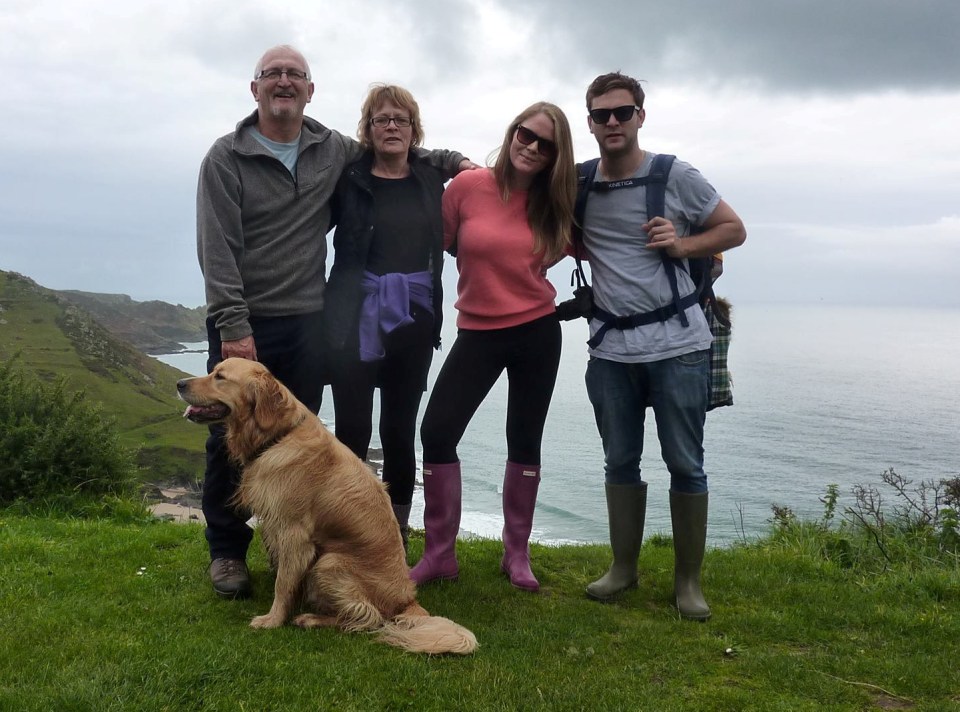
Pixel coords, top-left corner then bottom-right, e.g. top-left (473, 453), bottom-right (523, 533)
top-left (0, 270), bottom-right (206, 484)
top-left (56, 290), bottom-right (206, 354)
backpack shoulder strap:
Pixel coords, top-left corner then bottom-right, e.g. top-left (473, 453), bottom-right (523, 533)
top-left (570, 158), bottom-right (600, 269)
top-left (573, 159), bottom-right (600, 239)
top-left (647, 153), bottom-right (718, 320)
top-left (644, 153), bottom-right (676, 221)
top-left (643, 154), bottom-right (692, 326)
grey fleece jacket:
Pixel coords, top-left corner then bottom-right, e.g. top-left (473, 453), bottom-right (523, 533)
top-left (196, 110), bottom-right (464, 342)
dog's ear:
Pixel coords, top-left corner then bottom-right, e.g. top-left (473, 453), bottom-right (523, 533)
top-left (250, 371), bottom-right (299, 433)
top-left (227, 370), bottom-right (302, 461)
top-left (225, 374), bottom-right (265, 460)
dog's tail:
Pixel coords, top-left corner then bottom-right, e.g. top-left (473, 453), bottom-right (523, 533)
top-left (376, 601), bottom-right (477, 655)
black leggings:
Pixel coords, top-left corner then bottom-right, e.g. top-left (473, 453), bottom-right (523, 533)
top-left (420, 313), bottom-right (561, 466)
top-left (331, 310), bottom-right (434, 506)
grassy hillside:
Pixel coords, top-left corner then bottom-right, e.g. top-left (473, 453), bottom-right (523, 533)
top-left (0, 271), bottom-right (205, 483)
top-left (1, 515), bottom-right (958, 710)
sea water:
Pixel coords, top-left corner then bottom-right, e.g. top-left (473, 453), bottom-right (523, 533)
top-left (157, 304), bottom-right (960, 546)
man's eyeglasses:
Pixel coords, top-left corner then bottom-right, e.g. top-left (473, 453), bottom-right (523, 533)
top-left (515, 125), bottom-right (556, 158)
top-left (588, 105), bottom-right (640, 124)
top-left (370, 115), bottom-right (412, 128)
top-left (257, 68), bottom-right (310, 82)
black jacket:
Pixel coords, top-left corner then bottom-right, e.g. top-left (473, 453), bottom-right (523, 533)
top-left (321, 151), bottom-right (449, 364)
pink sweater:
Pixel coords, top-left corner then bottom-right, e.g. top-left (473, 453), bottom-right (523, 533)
top-left (443, 169), bottom-right (558, 330)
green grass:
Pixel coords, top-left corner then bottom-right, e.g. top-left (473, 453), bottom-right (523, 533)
top-left (1, 515), bottom-right (958, 711)
top-left (0, 272), bottom-right (205, 484)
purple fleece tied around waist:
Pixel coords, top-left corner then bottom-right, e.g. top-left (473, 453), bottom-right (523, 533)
top-left (359, 270), bottom-right (433, 362)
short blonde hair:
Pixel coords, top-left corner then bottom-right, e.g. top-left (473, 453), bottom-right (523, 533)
top-left (357, 84), bottom-right (424, 150)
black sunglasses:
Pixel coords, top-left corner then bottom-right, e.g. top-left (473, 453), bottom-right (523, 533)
top-left (515, 125), bottom-right (556, 158)
top-left (588, 105), bottom-right (640, 124)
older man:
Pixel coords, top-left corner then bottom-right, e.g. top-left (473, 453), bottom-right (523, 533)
top-left (196, 45), bottom-right (470, 598)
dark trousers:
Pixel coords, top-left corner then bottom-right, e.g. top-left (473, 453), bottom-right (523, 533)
top-left (420, 313), bottom-right (561, 466)
top-left (201, 311), bottom-right (325, 561)
top-left (330, 310), bottom-right (434, 506)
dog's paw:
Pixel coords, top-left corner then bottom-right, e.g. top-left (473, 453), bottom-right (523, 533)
top-left (293, 613), bottom-right (325, 629)
top-left (250, 613), bottom-right (284, 629)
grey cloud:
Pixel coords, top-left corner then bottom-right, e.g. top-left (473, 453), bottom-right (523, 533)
top-left (3, 0), bottom-right (957, 310)
top-left (357, 0), bottom-right (481, 86)
top-left (170, 4), bottom-right (295, 78)
top-left (513, 0), bottom-right (960, 93)
top-left (409, 1), bottom-right (480, 83)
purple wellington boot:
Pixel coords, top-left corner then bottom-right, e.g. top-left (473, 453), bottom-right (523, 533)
top-left (409, 461), bottom-right (461, 585)
top-left (500, 461), bottom-right (541, 592)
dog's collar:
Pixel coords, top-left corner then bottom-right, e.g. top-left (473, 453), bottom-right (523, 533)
top-left (245, 413), bottom-right (307, 465)
top-left (247, 440), bottom-right (278, 464)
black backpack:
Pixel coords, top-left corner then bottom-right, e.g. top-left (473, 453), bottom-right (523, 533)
top-left (561, 154), bottom-right (733, 410)
top-left (562, 154), bottom-right (727, 344)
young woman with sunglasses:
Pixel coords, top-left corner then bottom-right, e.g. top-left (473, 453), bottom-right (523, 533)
top-left (411, 102), bottom-right (576, 592)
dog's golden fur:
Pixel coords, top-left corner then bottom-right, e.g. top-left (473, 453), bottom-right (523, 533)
top-left (177, 357), bottom-right (476, 655)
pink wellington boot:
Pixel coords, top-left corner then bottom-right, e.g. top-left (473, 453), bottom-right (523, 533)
top-left (500, 461), bottom-right (541, 592)
top-left (409, 461), bottom-right (461, 585)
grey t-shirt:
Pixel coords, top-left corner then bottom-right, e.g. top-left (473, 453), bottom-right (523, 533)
top-left (582, 152), bottom-right (721, 363)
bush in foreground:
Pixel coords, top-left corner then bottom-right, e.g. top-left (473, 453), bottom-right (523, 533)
top-left (0, 357), bottom-right (141, 515)
top-left (768, 469), bottom-right (960, 571)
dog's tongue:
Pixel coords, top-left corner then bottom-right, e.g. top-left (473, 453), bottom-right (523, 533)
top-left (184, 404), bottom-right (214, 419)
top-left (183, 403), bottom-right (230, 422)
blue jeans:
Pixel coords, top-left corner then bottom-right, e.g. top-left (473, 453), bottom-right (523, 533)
top-left (585, 351), bottom-right (709, 494)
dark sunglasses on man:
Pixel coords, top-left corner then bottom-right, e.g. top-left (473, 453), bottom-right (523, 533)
top-left (515, 125), bottom-right (556, 158)
top-left (588, 105), bottom-right (640, 124)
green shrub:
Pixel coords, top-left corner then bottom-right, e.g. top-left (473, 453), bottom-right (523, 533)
top-left (0, 357), bottom-right (139, 507)
top-left (768, 471), bottom-right (960, 571)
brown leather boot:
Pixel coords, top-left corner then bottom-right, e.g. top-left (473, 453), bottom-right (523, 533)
top-left (209, 558), bottom-right (252, 599)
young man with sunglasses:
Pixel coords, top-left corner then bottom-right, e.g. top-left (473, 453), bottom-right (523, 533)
top-left (577, 72), bottom-right (745, 619)
top-left (195, 45), bottom-right (473, 600)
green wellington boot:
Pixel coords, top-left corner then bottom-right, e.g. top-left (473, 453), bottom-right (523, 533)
top-left (586, 482), bottom-right (647, 602)
top-left (670, 490), bottom-right (711, 621)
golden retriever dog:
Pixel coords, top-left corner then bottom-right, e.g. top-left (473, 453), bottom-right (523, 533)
top-left (177, 357), bottom-right (476, 655)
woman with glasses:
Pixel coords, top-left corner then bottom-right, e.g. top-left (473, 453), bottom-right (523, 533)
top-left (410, 102), bottom-right (576, 592)
top-left (322, 85), bottom-right (461, 550)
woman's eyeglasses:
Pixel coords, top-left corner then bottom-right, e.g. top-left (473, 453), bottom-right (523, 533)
top-left (588, 105), bottom-right (640, 124)
top-left (515, 125), bottom-right (556, 158)
top-left (371, 115), bottom-right (412, 128)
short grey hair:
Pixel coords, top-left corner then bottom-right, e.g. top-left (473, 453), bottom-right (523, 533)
top-left (253, 45), bottom-right (312, 80)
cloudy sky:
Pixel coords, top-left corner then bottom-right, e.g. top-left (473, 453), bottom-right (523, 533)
top-left (1, 0), bottom-right (958, 309)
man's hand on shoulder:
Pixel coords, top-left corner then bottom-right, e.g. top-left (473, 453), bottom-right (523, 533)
top-left (221, 335), bottom-right (258, 361)
top-left (457, 159), bottom-right (482, 173)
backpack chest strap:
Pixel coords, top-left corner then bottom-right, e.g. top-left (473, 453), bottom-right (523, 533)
top-left (587, 291), bottom-right (699, 349)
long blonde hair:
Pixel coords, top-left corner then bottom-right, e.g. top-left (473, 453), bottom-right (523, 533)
top-left (491, 102), bottom-right (576, 264)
